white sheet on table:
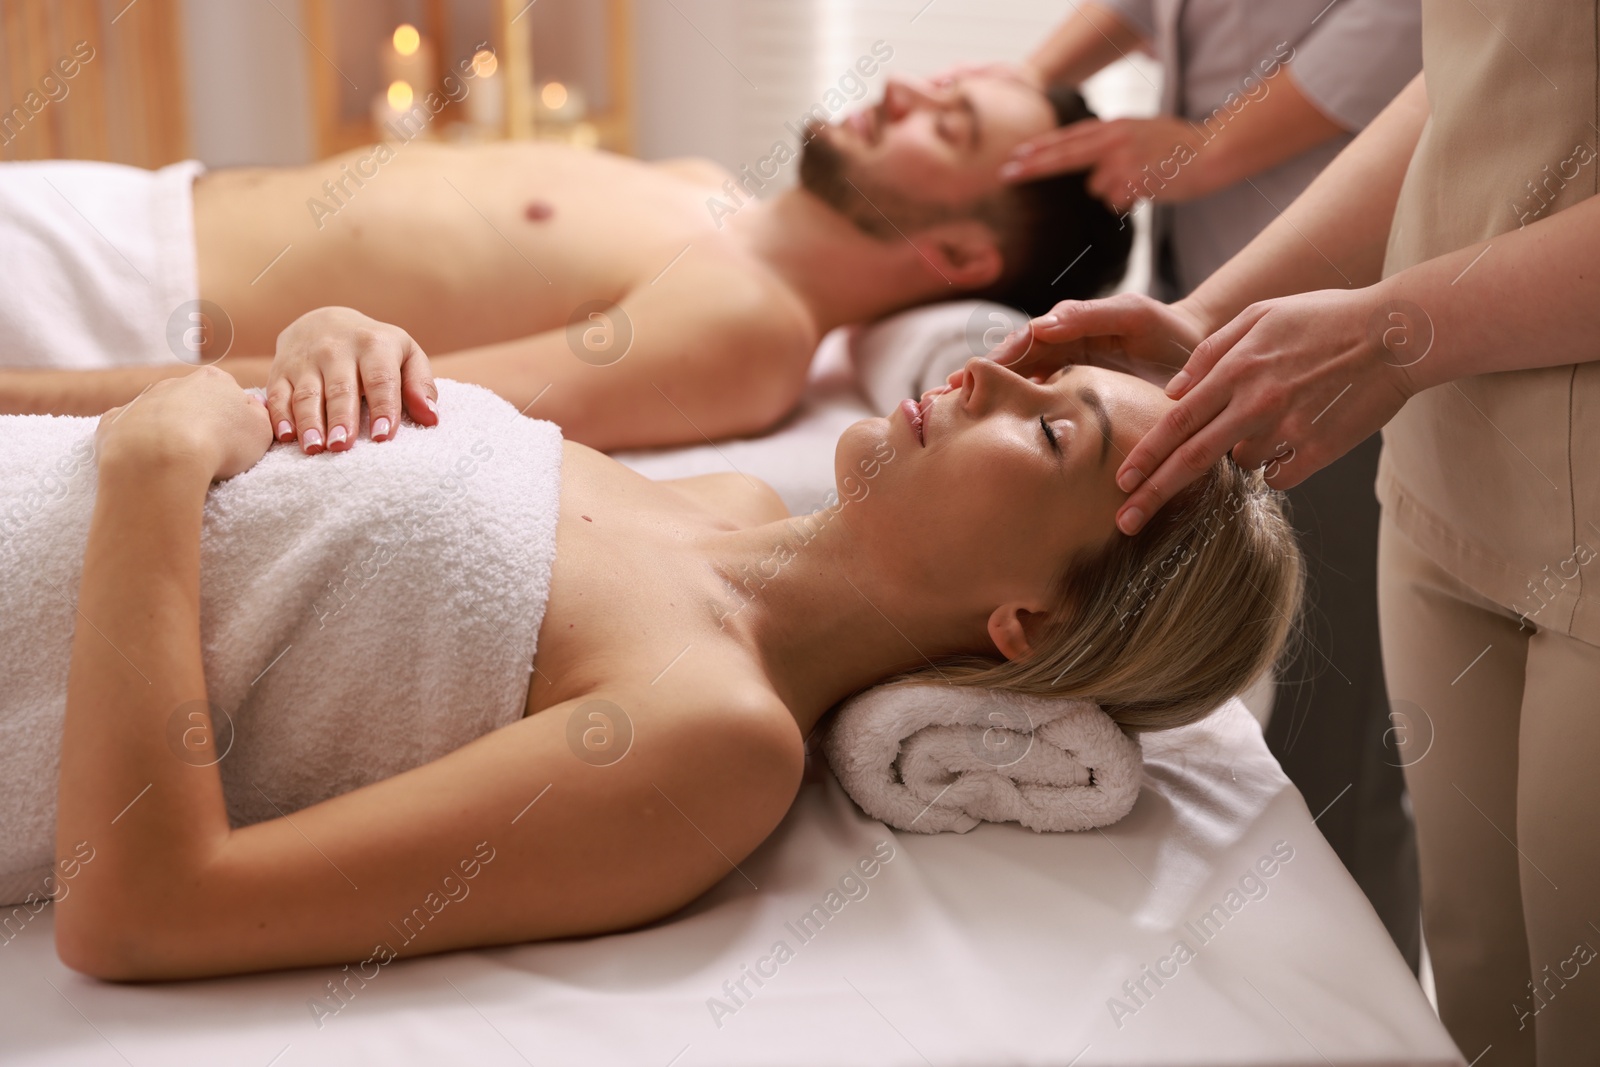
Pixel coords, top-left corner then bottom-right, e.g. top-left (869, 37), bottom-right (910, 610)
top-left (1, 700), bottom-right (1460, 1066)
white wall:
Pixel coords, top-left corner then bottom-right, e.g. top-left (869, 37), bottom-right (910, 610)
top-left (633, 0), bottom-right (1159, 170)
top-left (180, 0), bottom-right (314, 167)
top-left (175, 0), bottom-right (1158, 175)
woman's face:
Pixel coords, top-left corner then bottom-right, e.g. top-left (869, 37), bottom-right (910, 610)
top-left (834, 358), bottom-right (1176, 631)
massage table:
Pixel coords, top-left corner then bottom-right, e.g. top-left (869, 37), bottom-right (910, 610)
top-left (0, 332), bottom-right (1462, 1067)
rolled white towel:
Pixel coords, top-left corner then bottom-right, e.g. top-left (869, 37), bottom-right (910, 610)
top-left (847, 299), bottom-right (1028, 417)
top-left (821, 684), bottom-right (1143, 834)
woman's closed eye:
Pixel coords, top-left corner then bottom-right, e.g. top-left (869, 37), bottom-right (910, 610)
top-left (1040, 414), bottom-right (1062, 454)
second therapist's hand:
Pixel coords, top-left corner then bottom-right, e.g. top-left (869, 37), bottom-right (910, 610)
top-left (929, 61), bottom-right (1043, 92)
top-left (268, 306), bottom-right (438, 454)
top-left (1001, 116), bottom-right (1212, 209)
top-left (95, 366), bottom-right (273, 482)
top-left (1112, 288), bottom-right (1422, 535)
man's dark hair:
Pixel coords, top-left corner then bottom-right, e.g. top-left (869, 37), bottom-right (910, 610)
top-left (977, 87), bottom-right (1132, 317)
top-left (797, 85), bottom-right (1131, 315)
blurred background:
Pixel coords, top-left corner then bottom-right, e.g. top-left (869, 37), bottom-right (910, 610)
top-left (0, 0), bottom-right (1156, 173)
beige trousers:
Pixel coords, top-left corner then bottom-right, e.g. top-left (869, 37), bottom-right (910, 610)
top-left (1378, 512), bottom-right (1600, 1066)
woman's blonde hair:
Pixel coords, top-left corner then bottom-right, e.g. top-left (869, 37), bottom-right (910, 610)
top-left (895, 457), bottom-right (1304, 732)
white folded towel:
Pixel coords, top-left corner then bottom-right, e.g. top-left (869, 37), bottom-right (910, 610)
top-left (0, 158), bottom-right (206, 368)
top-left (821, 683), bottom-right (1143, 834)
top-left (0, 379), bottom-right (562, 906)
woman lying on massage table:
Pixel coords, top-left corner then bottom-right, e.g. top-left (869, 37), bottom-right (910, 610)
top-left (27, 309), bottom-right (1301, 980)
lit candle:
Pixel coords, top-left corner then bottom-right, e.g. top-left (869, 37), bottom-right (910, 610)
top-left (372, 23), bottom-right (439, 139)
top-left (464, 48), bottom-right (504, 133)
top-left (538, 80), bottom-right (586, 123)
top-left (381, 23), bottom-right (435, 93)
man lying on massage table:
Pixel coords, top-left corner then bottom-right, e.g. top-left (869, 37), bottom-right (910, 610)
top-left (1, 75), bottom-right (1128, 453)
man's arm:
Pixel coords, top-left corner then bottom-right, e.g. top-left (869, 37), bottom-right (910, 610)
top-left (5, 259), bottom-right (814, 447)
top-left (1180, 72), bottom-right (1429, 334)
top-left (432, 256), bottom-right (815, 451)
top-left (0, 359), bottom-right (267, 417)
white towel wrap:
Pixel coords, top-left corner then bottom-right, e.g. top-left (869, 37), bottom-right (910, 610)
top-left (821, 684), bottom-right (1144, 833)
top-left (0, 379), bottom-right (562, 906)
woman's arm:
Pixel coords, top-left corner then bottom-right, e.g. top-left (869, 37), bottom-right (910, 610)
top-left (1161, 67), bottom-right (1346, 200)
top-left (989, 73), bottom-right (1431, 383)
top-left (56, 375), bottom-right (801, 979)
top-left (1024, 0), bottom-right (1146, 88)
top-left (1108, 123), bottom-right (1600, 532)
top-left (1376, 193), bottom-right (1600, 390)
top-left (1180, 71), bottom-right (1430, 333)
top-left (1001, 67), bottom-right (1345, 205)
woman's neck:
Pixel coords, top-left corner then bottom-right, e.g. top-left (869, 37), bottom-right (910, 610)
top-left (696, 513), bottom-right (984, 737)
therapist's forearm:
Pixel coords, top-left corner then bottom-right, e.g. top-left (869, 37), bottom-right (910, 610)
top-left (1181, 73), bottom-right (1430, 334)
top-left (1381, 193), bottom-right (1600, 393)
top-left (1025, 2), bottom-right (1144, 88)
top-left (1180, 67), bottom-right (1346, 201)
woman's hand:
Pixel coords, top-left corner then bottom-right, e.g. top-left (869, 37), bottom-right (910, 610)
top-left (1111, 287), bottom-right (1422, 534)
top-left (1001, 116), bottom-right (1212, 208)
top-left (267, 307), bottom-right (437, 454)
top-left (95, 366), bottom-right (272, 481)
top-left (989, 292), bottom-right (1212, 387)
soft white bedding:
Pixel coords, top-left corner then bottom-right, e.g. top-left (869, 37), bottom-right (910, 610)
top-left (0, 330), bottom-right (1461, 1066)
top-left (0, 700), bottom-right (1460, 1066)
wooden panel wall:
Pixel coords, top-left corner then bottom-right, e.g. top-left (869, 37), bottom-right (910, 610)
top-left (0, 0), bottom-right (188, 165)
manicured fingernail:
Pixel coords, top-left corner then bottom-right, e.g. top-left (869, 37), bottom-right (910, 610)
top-left (276, 420), bottom-right (293, 441)
top-left (1166, 370), bottom-right (1191, 396)
top-left (1118, 468), bottom-right (1144, 492)
top-left (303, 428), bottom-right (323, 450)
top-left (1014, 143), bottom-right (1034, 157)
top-left (328, 425), bottom-right (349, 449)
top-left (999, 162), bottom-right (1024, 180)
top-left (372, 416), bottom-right (391, 439)
top-left (1033, 313), bottom-right (1058, 327)
top-left (1118, 507), bottom-right (1144, 534)
top-left (424, 396), bottom-right (437, 416)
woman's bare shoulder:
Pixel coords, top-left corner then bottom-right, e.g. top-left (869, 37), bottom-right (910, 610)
top-left (661, 471), bottom-right (790, 528)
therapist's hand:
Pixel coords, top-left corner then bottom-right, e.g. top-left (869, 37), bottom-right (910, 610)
top-left (929, 61), bottom-right (1043, 92)
top-left (1111, 287), bottom-right (1421, 534)
top-left (1001, 116), bottom-right (1213, 209)
top-left (989, 292), bottom-right (1210, 388)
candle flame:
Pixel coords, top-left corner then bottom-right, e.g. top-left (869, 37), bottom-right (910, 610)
top-left (541, 81), bottom-right (568, 109)
top-left (387, 80), bottom-right (414, 110)
top-left (393, 24), bottom-right (421, 57)
top-left (472, 49), bottom-right (498, 77)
